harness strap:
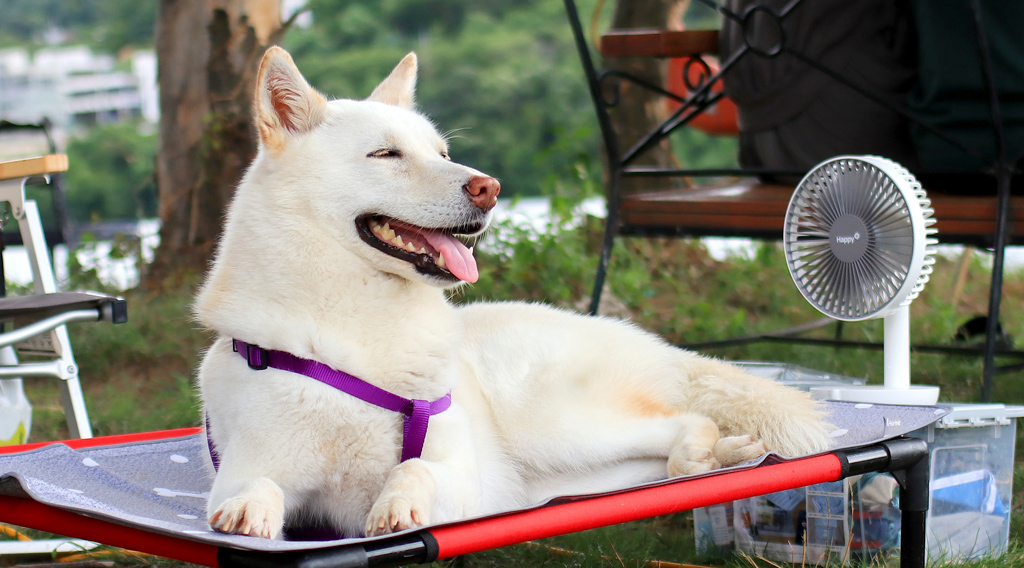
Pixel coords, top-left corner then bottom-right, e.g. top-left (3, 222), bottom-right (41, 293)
top-left (207, 340), bottom-right (451, 470)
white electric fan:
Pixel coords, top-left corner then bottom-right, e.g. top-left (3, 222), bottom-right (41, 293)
top-left (783, 156), bottom-right (940, 405)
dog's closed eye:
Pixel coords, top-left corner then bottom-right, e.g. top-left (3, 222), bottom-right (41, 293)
top-left (369, 148), bottom-right (402, 158)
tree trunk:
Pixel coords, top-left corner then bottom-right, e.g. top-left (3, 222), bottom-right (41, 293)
top-left (607, 0), bottom-right (687, 194)
top-left (149, 0), bottom-right (286, 286)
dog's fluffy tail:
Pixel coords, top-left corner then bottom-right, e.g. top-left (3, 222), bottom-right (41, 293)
top-left (679, 355), bottom-right (835, 457)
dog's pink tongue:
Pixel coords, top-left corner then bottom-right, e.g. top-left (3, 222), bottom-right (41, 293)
top-left (421, 231), bottom-right (478, 283)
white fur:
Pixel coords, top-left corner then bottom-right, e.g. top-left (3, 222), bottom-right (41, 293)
top-left (196, 47), bottom-right (833, 540)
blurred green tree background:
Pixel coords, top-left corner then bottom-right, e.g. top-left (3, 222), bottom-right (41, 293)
top-left (65, 123), bottom-right (157, 222)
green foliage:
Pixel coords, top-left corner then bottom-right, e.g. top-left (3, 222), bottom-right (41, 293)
top-left (452, 152), bottom-right (637, 309)
top-left (64, 122), bottom-right (157, 222)
top-left (64, 232), bottom-right (146, 292)
top-left (671, 126), bottom-right (739, 170)
top-left (92, 0), bottom-right (157, 53)
top-left (454, 211), bottom-right (598, 307)
top-left (0, 0), bottom-right (100, 46)
top-left (0, 0), bottom-right (154, 50)
top-left (296, 0), bottom-right (537, 51)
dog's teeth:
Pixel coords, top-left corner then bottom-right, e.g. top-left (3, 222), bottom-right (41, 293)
top-left (418, 247), bottom-right (427, 254)
top-left (469, 246), bottom-right (474, 255)
top-left (437, 252), bottom-right (447, 268)
top-left (405, 242), bottom-right (416, 252)
top-left (392, 235), bottom-right (404, 247)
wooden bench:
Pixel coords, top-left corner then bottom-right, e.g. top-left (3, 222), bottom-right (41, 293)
top-left (600, 29), bottom-right (719, 58)
top-left (619, 179), bottom-right (1024, 247)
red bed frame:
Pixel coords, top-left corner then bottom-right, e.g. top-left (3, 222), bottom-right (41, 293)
top-left (0, 428), bottom-right (930, 568)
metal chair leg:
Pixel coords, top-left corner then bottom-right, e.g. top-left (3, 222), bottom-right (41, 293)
top-left (588, 172), bottom-right (621, 316)
top-left (565, 0), bottom-right (626, 317)
top-left (967, 0), bottom-right (1014, 401)
top-left (59, 376), bottom-right (92, 440)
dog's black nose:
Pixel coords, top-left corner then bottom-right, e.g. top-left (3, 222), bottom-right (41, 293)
top-left (464, 176), bottom-right (500, 211)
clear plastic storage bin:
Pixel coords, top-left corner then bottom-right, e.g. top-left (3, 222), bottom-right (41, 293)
top-left (910, 403), bottom-right (1023, 562)
top-left (695, 372), bottom-right (1023, 565)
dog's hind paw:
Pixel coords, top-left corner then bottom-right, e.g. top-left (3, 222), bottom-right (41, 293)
top-left (365, 495), bottom-right (430, 536)
top-left (668, 444), bottom-right (721, 477)
top-left (208, 477), bottom-right (285, 539)
top-left (714, 435), bottom-right (766, 466)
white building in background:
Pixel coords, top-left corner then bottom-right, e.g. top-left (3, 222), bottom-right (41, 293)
top-left (0, 45), bottom-right (158, 131)
top-left (131, 51), bottom-right (159, 124)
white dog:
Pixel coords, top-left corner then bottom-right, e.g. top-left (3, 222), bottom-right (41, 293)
top-left (195, 47), bottom-right (833, 540)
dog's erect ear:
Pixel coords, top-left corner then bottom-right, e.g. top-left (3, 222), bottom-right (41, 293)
top-left (255, 46), bottom-right (327, 151)
top-left (367, 53), bottom-right (417, 109)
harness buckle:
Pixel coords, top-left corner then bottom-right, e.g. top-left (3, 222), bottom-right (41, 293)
top-left (245, 344), bottom-right (269, 370)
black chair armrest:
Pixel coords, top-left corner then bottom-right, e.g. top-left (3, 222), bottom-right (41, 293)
top-left (0, 292), bottom-right (127, 324)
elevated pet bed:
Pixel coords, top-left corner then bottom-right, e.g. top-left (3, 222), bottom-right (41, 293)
top-left (0, 401), bottom-right (943, 568)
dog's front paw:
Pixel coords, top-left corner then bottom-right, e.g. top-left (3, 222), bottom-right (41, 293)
top-left (208, 477), bottom-right (284, 539)
top-left (365, 494), bottom-right (430, 536)
top-left (210, 497), bottom-right (284, 539)
top-left (668, 444), bottom-right (721, 477)
top-left (365, 461), bottom-right (436, 536)
top-left (714, 435), bottom-right (766, 466)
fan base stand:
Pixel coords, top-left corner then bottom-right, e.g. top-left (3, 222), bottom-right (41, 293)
top-left (809, 385), bottom-right (940, 406)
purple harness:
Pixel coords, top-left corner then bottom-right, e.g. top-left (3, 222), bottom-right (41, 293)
top-left (206, 340), bottom-right (452, 470)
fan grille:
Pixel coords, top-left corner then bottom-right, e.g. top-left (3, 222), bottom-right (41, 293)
top-left (784, 157), bottom-right (936, 321)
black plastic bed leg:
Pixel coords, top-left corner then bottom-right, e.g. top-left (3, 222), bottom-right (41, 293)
top-left (890, 444), bottom-right (930, 568)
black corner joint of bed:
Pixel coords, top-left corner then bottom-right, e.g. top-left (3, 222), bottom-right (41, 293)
top-left (836, 437), bottom-right (931, 568)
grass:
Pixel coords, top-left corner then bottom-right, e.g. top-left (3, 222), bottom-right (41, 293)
top-left (4, 211), bottom-right (1024, 567)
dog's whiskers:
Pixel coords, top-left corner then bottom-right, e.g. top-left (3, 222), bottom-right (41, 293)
top-left (440, 127), bottom-right (470, 142)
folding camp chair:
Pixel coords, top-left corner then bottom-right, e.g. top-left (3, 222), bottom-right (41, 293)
top-left (0, 155), bottom-right (126, 556)
top-left (0, 155), bottom-right (127, 441)
top-left (0, 402), bottom-right (941, 568)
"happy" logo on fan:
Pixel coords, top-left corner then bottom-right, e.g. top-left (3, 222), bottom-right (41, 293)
top-left (834, 232), bottom-right (861, 245)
